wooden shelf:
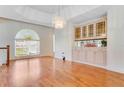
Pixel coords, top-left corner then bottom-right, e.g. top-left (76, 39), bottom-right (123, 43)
top-left (75, 36), bottom-right (107, 41)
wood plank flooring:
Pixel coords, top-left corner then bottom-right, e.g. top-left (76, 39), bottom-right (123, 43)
top-left (0, 57), bottom-right (124, 87)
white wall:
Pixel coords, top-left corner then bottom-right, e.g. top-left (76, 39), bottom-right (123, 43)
top-left (54, 22), bottom-right (74, 61)
top-left (0, 18), bottom-right (53, 60)
top-left (107, 6), bottom-right (124, 73)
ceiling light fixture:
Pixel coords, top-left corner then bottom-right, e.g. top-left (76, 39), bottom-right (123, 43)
top-left (53, 5), bottom-right (66, 29)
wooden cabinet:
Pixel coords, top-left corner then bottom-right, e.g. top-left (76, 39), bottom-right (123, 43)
top-left (75, 27), bottom-right (81, 39)
top-left (82, 26), bottom-right (87, 38)
top-left (72, 48), bottom-right (80, 61)
top-left (72, 47), bottom-right (106, 67)
top-left (73, 17), bottom-right (107, 68)
top-left (96, 21), bottom-right (106, 36)
top-left (75, 17), bottom-right (107, 40)
top-left (88, 24), bottom-right (94, 37)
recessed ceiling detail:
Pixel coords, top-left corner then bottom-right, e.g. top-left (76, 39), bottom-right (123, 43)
top-left (0, 5), bottom-right (108, 27)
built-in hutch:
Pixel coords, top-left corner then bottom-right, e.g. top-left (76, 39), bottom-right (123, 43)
top-left (73, 17), bottom-right (107, 67)
top-left (75, 17), bottom-right (107, 40)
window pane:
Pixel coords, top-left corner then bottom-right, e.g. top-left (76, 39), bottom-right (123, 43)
top-left (15, 40), bottom-right (40, 57)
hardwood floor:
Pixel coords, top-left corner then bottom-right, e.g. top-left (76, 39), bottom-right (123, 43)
top-left (0, 57), bottom-right (124, 87)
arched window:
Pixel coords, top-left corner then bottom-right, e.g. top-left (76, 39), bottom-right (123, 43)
top-left (15, 29), bottom-right (40, 57)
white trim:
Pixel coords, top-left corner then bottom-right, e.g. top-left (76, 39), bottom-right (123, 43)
top-left (106, 66), bottom-right (124, 74)
top-left (73, 60), bottom-right (106, 69)
top-left (73, 60), bottom-right (124, 74)
top-left (10, 55), bottom-right (53, 61)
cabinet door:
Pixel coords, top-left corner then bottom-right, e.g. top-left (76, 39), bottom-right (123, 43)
top-left (88, 24), bottom-right (94, 37)
top-left (72, 49), bottom-right (80, 62)
top-left (96, 21), bottom-right (106, 36)
top-left (75, 27), bottom-right (81, 39)
top-left (86, 49), bottom-right (94, 64)
top-left (80, 49), bottom-right (86, 62)
top-left (82, 26), bottom-right (87, 38)
top-left (94, 50), bottom-right (106, 66)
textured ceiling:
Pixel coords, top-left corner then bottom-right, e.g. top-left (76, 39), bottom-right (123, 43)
top-left (29, 5), bottom-right (69, 14)
top-left (0, 5), bottom-right (108, 27)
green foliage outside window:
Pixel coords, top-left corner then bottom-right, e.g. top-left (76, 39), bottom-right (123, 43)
top-left (24, 35), bottom-right (33, 40)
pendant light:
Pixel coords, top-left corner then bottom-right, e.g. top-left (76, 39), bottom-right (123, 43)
top-left (53, 5), bottom-right (66, 29)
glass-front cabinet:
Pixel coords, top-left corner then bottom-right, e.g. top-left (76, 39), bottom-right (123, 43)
top-left (73, 17), bottom-right (107, 67)
top-left (96, 21), bottom-right (106, 36)
top-left (75, 17), bottom-right (107, 40)
top-left (75, 27), bottom-right (81, 39)
top-left (82, 26), bottom-right (87, 38)
top-left (88, 24), bottom-right (94, 37)
top-left (74, 17), bottom-right (107, 48)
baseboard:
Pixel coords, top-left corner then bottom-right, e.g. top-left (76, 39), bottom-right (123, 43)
top-left (73, 60), bottom-right (106, 69)
top-left (54, 57), bottom-right (106, 69)
top-left (73, 60), bottom-right (124, 74)
top-left (106, 66), bottom-right (124, 74)
top-left (10, 55), bottom-right (53, 61)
